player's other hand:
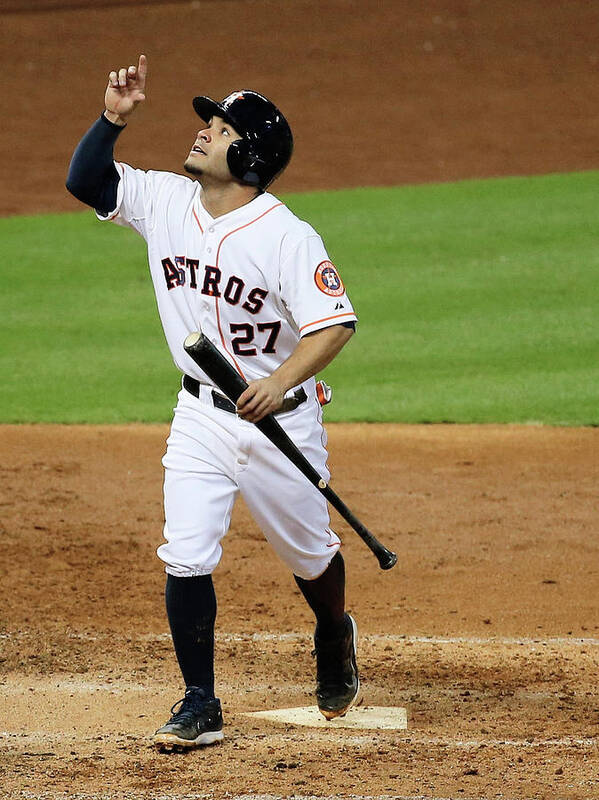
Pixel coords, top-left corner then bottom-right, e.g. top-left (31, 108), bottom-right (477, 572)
top-left (236, 377), bottom-right (286, 423)
top-left (104, 54), bottom-right (147, 125)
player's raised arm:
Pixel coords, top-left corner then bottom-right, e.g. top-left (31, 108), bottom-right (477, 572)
top-left (66, 54), bottom-right (147, 214)
top-left (104, 54), bottom-right (148, 126)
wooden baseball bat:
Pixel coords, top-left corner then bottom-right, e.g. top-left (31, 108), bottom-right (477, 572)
top-left (183, 331), bottom-right (397, 571)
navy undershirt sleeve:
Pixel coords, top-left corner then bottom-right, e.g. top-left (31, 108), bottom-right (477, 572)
top-left (65, 113), bottom-right (124, 216)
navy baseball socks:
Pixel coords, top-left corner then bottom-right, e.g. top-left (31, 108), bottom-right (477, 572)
top-left (154, 558), bottom-right (359, 747)
top-left (312, 612), bottom-right (359, 719)
top-left (294, 552), bottom-right (360, 719)
top-left (154, 574), bottom-right (223, 749)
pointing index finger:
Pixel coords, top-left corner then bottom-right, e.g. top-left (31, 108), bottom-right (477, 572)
top-left (137, 53), bottom-right (148, 86)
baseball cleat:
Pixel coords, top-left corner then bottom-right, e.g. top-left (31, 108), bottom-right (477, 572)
top-left (152, 687), bottom-right (224, 750)
top-left (313, 613), bottom-right (360, 720)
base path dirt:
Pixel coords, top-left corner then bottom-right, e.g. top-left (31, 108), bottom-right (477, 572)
top-left (1, 423), bottom-right (598, 798)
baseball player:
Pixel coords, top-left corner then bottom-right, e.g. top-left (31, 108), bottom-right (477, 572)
top-left (66, 54), bottom-right (359, 749)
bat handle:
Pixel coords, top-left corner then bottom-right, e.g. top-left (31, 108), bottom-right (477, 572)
top-left (321, 483), bottom-right (398, 571)
top-left (359, 522), bottom-right (398, 570)
top-left (377, 547), bottom-right (398, 570)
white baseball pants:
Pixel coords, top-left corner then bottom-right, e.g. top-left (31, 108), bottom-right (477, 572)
top-left (157, 384), bottom-right (341, 580)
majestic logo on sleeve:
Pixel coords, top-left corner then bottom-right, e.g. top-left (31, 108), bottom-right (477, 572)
top-left (314, 261), bottom-right (345, 297)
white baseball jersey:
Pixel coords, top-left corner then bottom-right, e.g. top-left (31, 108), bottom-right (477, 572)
top-left (98, 164), bottom-right (357, 580)
top-left (99, 163), bottom-right (357, 397)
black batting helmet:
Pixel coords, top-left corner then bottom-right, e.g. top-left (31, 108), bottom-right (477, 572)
top-left (192, 90), bottom-right (293, 191)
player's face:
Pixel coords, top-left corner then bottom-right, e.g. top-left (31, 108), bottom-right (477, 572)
top-left (184, 115), bottom-right (242, 183)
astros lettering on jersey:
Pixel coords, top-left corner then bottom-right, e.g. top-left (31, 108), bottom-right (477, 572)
top-left (100, 164), bottom-right (357, 395)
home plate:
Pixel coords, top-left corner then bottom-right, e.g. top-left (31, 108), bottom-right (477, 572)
top-left (243, 706), bottom-right (407, 730)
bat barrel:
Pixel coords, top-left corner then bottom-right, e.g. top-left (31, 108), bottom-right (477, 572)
top-left (184, 332), bottom-right (249, 401)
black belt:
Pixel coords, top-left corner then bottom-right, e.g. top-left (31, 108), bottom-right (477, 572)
top-left (183, 375), bottom-right (237, 413)
top-left (183, 375), bottom-right (307, 414)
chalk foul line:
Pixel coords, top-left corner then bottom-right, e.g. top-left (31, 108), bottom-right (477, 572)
top-left (2, 631), bottom-right (599, 648)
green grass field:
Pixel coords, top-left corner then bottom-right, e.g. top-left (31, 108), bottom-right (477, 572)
top-left (1, 171), bottom-right (598, 424)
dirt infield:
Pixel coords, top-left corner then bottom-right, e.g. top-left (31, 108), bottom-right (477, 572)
top-left (2, 423), bottom-right (599, 798)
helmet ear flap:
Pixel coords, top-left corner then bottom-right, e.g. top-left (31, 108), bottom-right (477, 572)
top-left (227, 139), bottom-right (266, 188)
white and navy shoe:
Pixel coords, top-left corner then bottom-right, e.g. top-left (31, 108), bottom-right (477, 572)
top-left (153, 687), bottom-right (224, 750)
top-left (313, 613), bottom-right (360, 720)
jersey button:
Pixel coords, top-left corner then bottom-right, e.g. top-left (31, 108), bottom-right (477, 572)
top-left (207, 247), bottom-right (212, 253)
top-left (208, 226), bottom-right (215, 233)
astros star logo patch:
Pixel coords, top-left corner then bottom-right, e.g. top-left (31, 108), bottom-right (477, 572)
top-left (314, 260), bottom-right (345, 297)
